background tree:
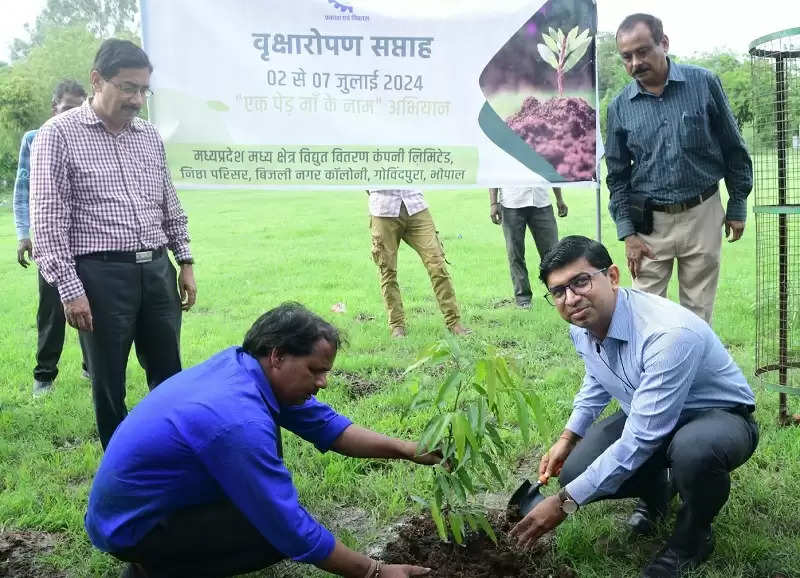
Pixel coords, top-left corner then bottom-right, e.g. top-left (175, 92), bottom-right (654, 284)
top-left (0, 0), bottom-right (141, 195)
top-left (9, 0), bottom-right (138, 62)
top-left (685, 51), bottom-right (753, 130)
top-left (0, 25), bottom-right (104, 191)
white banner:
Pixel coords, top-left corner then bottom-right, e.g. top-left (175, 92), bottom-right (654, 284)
top-left (141, 0), bottom-right (598, 189)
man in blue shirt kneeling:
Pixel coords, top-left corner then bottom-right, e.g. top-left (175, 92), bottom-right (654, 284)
top-left (86, 302), bottom-right (433, 577)
top-left (510, 236), bottom-right (758, 578)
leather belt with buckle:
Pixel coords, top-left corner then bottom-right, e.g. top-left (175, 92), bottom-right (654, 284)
top-left (135, 251), bottom-right (153, 263)
top-left (651, 185), bottom-right (718, 214)
top-left (78, 247), bottom-right (166, 263)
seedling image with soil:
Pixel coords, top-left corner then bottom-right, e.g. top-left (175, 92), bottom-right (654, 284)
top-left (479, 0), bottom-right (597, 182)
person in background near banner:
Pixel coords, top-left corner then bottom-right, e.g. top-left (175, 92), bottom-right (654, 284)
top-left (489, 185), bottom-right (568, 309)
top-left (31, 39), bottom-right (197, 448)
top-left (13, 79), bottom-right (89, 397)
top-left (510, 236), bottom-right (757, 578)
top-left (367, 188), bottom-right (470, 337)
top-left (86, 303), bottom-right (434, 578)
top-left (605, 13), bottom-right (752, 324)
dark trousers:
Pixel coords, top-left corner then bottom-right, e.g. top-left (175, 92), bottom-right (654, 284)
top-left (559, 407), bottom-right (758, 548)
top-left (501, 205), bottom-right (558, 305)
top-left (113, 501), bottom-right (284, 577)
top-left (34, 270), bottom-right (88, 382)
top-left (76, 253), bottom-right (182, 448)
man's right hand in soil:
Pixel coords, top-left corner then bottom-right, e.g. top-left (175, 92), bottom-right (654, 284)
top-left (381, 564), bottom-right (431, 577)
top-left (17, 238), bottom-right (33, 268)
top-left (624, 234), bottom-right (655, 280)
top-left (318, 540), bottom-right (431, 577)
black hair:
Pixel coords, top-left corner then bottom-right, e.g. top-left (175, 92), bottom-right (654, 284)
top-left (242, 302), bottom-right (344, 358)
top-left (539, 235), bottom-right (613, 286)
top-left (51, 79), bottom-right (87, 108)
top-left (616, 13), bottom-right (664, 44)
top-left (93, 38), bottom-right (153, 79)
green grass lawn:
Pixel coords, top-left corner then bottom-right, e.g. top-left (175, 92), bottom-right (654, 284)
top-left (1, 185), bottom-right (798, 577)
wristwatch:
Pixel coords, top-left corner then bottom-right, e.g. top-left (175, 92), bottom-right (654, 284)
top-left (558, 488), bottom-right (579, 514)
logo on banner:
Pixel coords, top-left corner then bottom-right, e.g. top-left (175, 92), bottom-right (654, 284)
top-left (328, 0), bottom-right (353, 13)
top-left (325, 0), bottom-right (369, 21)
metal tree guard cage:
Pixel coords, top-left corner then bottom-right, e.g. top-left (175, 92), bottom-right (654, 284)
top-left (750, 28), bottom-right (800, 425)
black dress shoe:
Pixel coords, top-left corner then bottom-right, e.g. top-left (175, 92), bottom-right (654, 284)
top-left (640, 531), bottom-right (714, 577)
top-left (627, 499), bottom-right (664, 536)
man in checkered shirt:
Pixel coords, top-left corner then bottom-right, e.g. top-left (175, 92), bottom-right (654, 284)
top-left (367, 189), bottom-right (469, 337)
top-left (31, 39), bottom-right (196, 448)
top-left (14, 79), bottom-right (89, 397)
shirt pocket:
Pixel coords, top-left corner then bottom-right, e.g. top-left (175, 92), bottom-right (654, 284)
top-left (679, 113), bottom-right (707, 152)
top-left (132, 153), bottom-right (166, 204)
top-left (72, 163), bottom-right (125, 203)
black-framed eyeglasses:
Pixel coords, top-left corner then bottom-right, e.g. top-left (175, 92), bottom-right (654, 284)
top-left (108, 80), bottom-right (153, 98)
top-left (544, 268), bottom-right (609, 306)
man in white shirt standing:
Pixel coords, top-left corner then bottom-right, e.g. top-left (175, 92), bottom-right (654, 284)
top-left (368, 189), bottom-right (470, 337)
top-left (489, 185), bottom-right (568, 308)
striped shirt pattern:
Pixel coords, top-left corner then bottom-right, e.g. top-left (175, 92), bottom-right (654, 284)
top-left (31, 101), bottom-right (191, 302)
top-left (367, 189), bottom-right (428, 217)
top-left (563, 288), bottom-right (755, 504)
top-left (606, 60), bottom-right (753, 240)
top-left (12, 129), bottom-right (37, 240)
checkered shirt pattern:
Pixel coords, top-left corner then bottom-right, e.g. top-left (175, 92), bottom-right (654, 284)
top-left (367, 189), bottom-right (428, 217)
top-left (31, 101), bottom-right (192, 302)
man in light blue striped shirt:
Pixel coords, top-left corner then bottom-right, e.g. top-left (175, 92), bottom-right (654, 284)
top-left (510, 236), bottom-right (757, 578)
top-left (605, 14), bottom-right (752, 324)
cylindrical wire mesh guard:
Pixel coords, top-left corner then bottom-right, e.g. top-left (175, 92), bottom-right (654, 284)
top-left (750, 28), bottom-right (800, 394)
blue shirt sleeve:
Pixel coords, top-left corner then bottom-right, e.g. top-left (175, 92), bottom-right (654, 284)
top-left (195, 420), bottom-right (336, 564)
top-left (604, 102), bottom-right (636, 240)
top-left (706, 72), bottom-right (752, 221)
top-left (12, 131), bottom-right (35, 240)
top-left (565, 371), bottom-right (612, 438)
top-left (279, 397), bottom-right (353, 452)
top-left (566, 328), bottom-right (704, 504)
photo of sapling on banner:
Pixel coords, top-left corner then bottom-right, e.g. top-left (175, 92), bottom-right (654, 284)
top-left (479, 0), bottom-right (596, 181)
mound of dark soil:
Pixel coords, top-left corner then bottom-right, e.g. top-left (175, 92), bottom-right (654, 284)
top-left (507, 96), bottom-right (596, 181)
top-left (381, 513), bottom-right (575, 577)
top-left (0, 531), bottom-right (62, 577)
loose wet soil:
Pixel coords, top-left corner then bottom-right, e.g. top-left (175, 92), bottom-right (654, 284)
top-left (507, 96), bottom-right (596, 181)
top-left (331, 369), bottom-right (404, 399)
top-left (381, 512), bottom-right (576, 577)
top-left (0, 531), bottom-right (62, 577)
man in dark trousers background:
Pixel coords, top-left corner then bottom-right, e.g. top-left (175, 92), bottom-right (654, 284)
top-left (31, 39), bottom-right (197, 447)
top-left (13, 79), bottom-right (88, 396)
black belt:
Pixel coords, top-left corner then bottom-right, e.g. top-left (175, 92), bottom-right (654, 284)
top-left (77, 247), bottom-right (166, 263)
top-left (651, 184), bottom-right (718, 214)
top-left (727, 404), bottom-right (756, 418)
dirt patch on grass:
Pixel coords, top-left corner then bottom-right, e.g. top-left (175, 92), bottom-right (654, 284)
top-left (0, 531), bottom-right (62, 577)
top-left (332, 369), bottom-right (404, 399)
top-left (487, 298), bottom-right (514, 309)
top-left (381, 512), bottom-right (575, 577)
top-left (497, 339), bottom-right (520, 350)
top-left (52, 436), bottom-right (82, 450)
